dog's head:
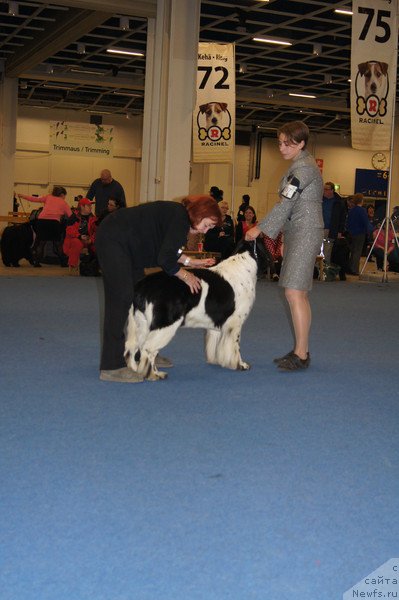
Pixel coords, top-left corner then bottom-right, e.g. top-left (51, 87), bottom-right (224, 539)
top-left (199, 102), bottom-right (228, 126)
top-left (358, 61), bottom-right (388, 95)
top-left (233, 237), bottom-right (273, 276)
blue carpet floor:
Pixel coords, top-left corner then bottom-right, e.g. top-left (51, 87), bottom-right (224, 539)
top-left (1, 276), bottom-right (398, 600)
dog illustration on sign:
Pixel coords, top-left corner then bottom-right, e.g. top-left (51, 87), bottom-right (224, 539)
top-left (197, 101), bottom-right (232, 141)
top-left (357, 61), bottom-right (388, 98)
top-left (355, 60), bottom-right (389, 118)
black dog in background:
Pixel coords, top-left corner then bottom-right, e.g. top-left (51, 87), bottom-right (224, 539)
top-left (1, 223), bottom-right (35, 267)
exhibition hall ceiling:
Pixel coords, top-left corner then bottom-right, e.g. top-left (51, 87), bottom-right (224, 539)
top-left (0, 0), bottom-right (373, 136)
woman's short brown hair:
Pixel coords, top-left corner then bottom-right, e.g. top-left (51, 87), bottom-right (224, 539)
top-left (351, 193), bottom-right (364, 206)
top-left (181, 195), bottom-right (222, 227)
top-left (52, 185), bottom-right (67, 197)
top-left (277, 120), bottom-right (309, 148)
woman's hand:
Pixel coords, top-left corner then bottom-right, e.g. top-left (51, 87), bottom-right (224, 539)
top-left (176, 269), bottom-right (202, 294)
top-left (245, 225), bottom-right (262, 241)
top-left (195, 257), bottom-right (216, 267)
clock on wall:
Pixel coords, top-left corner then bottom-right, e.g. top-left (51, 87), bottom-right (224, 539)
top-left (371, 152), bottom-right (388, 170)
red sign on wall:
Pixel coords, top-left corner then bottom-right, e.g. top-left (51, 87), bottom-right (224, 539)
top-left (315, 158), bottom-right (324, 173)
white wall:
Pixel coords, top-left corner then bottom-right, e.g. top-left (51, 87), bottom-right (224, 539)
top-left (12, 107), bottom-right (399, 223)
top-left (14, 107), bottom-right (143, 213)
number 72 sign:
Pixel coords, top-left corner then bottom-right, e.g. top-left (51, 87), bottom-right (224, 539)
top-left (351, 0), bottom-right (398, 150)
top-left (192, 42), bottom-right (236, 163)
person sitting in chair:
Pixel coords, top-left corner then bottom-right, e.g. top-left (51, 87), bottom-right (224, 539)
top-left (63, 198), bottom-right (97, 273)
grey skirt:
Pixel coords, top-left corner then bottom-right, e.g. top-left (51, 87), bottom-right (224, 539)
top-left (279, 227), bottom-right (324, 291)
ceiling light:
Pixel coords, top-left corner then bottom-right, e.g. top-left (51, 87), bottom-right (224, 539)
top-left (46, 64), bottom-right (54, 74)
top-left (19, 80), bottom-right (27, 89)
top-left (238, 63), bottom-right (247, 74)
top-left (313, 43), bottom-right (322, 56)
top-left (77, 43), bottom-right (86, 55)
top-left (289, 92), bottom-right (317, 99)
top-left (86, 110), bottom-right (113, 115)
top-left (43, 84), bottom-right (74, 90)
top-left (120, 16), bottom-right (130, 30)
top-left (106, 48), bottom-right (144, 57)
top-left (112, 91), bottom-right (141, 97)
top-left (253, 37), bottom-right (292, 47)
top-left (334, 9), bottom-right (353, 16)
top-left (8, 1), bottom-right (18, 16)
top-left (71, 68), bottom-right (104, 75)
top-left (324, 74), bottom-right (333, 84)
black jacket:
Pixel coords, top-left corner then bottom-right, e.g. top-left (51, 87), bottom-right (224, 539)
top-left (95, 201), bottom-right (190, 275)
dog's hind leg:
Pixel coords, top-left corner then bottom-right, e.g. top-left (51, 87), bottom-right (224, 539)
top-left (215, 321), bottom-right (250, 371)
top-left (205, 329), bottom-right (222, 365)
top-left (139, 319), bottom-right (183, 381)
top-left (125, 307), bottom-right (149, 372)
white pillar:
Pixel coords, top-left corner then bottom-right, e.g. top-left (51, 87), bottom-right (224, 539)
top-left (140, 0), bottom-right (200, 201)
top-left (0, 77), bottom-right (18, 214)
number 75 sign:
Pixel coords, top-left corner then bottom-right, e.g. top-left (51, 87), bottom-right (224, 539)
top-left (351, 0), bottom-right (398, 150)
top-left (192, 42), bottom-right (236, 163)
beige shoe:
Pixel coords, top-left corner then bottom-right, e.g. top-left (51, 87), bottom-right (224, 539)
top-left (69, 265), bottom-right (79, 276)
top-left (155, 355), bottom-right (173, 368)
top-left (100, 367), bottom-right (144, 383)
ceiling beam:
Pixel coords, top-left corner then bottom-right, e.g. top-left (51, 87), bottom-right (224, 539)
top-left (6, 9), bottom-right (110, 77)
top-left (237, 90), bottom-right (350, 114)
top-left (19, 70), bottom-right (145, 92)
top-left (30, 0), bottom-right (157, 18)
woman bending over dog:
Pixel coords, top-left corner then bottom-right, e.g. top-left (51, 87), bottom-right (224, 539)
top-left (246, 121), bottom-right (324, 372)
top-left (96, 195), bottom-right (222, 383)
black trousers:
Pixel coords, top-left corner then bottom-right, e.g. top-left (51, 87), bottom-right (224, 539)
top-left (96, 235), bottom-right (144, 371)
top-left (32, 220), bottom-right (64, 265)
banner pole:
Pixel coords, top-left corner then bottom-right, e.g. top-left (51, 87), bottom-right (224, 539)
top-left (381, 108), bottom-right (396, 283)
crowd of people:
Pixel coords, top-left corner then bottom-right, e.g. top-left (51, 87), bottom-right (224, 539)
top-left (321, 182), bottom-right (399, 277)
top-left (14, 170), bottom-right (125, 274)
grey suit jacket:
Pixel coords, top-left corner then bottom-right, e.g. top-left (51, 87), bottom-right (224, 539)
top-left (259, 149), bottom-right (324, 239)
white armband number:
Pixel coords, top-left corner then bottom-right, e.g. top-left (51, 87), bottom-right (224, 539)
top-left (281, 183), bottom-right (298, 199)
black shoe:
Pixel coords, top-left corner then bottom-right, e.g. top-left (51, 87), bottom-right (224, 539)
top-left (339, 272), bottom-right (346, 281)
top-left (278, 353), bottom-right (310, 371)
top-left (273, 350), bottom-right (294, 364)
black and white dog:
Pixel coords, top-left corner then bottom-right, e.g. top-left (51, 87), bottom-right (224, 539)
top-left (124, 238), bottom-right (271, 381)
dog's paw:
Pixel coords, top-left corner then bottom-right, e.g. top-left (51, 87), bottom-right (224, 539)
top-left (238, 361), bottom-right (251, 371)
top-left (147, 370), bottom-right (168, 381)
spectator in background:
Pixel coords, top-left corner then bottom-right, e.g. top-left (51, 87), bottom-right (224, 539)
top-left (18, 186), bottom-right (72, 267)
top-left (96, 197), bottom-right (121, 227)
top-left (322, 181), bottom-right (346, 263)
top-left (204, 199), bottom-right (235, 259)
top-left (235, 205), bottom-right (257, 243)
top-left (63, 198), bottom-right (97, 273)
top-left (346, 193), bottom-right (373, 275)
top-left (87, 169), bottom-right (126, 216)
top-left (209, 186), bottom-right (224, 203)
top-left (236, 194), bottom-right (250, 222)
top-left (263, 231), bottom-right (283, 281)
top-left (372, 223), bottom-right (399, 272)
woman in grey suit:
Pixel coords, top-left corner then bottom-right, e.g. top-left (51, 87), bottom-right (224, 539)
top-left (246, 121), bottom-right (324, 371)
